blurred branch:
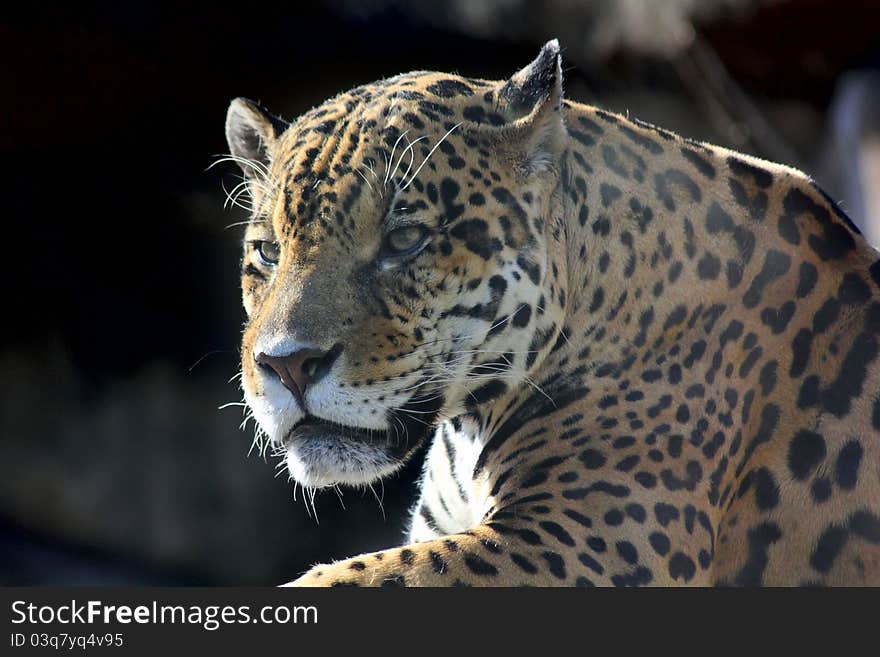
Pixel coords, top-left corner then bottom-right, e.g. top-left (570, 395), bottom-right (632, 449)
top-left (676, 35), bottom-right (803, 168)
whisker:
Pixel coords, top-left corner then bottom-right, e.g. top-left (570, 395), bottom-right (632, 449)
top-left (390, 135), bottom-right (427, 188)
top-left (218, 401), bottom-right (249, 410)
top-left (187, 349), bottom-right (232, 372)
top-left (399, 122), bottom-right (463, 192)
top-left (356, 167), bottom-right (376, 195)
top-left (384, 129), bottom-right (411, 187)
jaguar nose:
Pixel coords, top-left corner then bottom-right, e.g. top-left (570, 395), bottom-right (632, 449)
top-left (255, 343), bottom-right (343, 405)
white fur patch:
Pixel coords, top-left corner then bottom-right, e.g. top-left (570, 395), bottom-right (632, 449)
top-left (407, 420), bottom-right (489, 542)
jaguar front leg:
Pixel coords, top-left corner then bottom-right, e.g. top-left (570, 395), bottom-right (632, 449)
top-left (286, 524), bottom-right (566, 587)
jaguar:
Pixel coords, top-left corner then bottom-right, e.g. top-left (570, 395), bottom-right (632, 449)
top-left (223, 40), bottom-right (880, 585)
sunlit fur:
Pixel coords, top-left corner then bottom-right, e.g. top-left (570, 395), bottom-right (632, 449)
top-left (224, 41), bottom-right (880, 586)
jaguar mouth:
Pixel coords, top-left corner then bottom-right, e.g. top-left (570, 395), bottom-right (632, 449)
top-left (283, 415), bottom-right (387, 447)
top-left (281, 393), bottom-right (446, 455)
top-left (277, 393), bottom-right (446, 487)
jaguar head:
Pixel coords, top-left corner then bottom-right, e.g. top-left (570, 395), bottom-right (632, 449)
top-left (225, 41), bottom-right (569, 489)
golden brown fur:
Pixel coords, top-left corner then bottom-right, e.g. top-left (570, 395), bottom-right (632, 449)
top-left (225, 40), bottom-right (880, 586)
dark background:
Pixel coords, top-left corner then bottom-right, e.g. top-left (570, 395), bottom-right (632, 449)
top-left (2, 0), bottom-right (879, 584)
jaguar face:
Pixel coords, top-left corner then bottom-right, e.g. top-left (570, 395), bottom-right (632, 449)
top-left (225, 44), bottom-right (568, 489)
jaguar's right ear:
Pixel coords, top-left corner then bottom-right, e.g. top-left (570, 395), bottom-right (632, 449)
top-left (225, 98), bottom-right (288, 177)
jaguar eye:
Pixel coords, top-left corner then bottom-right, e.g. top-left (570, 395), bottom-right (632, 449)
top-left (254, 240), bottom-right (280, 266)
top-left (383, 225), bottom-right (428, 258)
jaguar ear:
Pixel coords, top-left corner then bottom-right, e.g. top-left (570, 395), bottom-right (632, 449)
top-left (494, 39), bottom-right (566, 174)
top-left (225, 98), bottom-right (288, 177)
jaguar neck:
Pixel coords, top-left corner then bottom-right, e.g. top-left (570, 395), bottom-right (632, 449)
top-left (553, 102), bottom-right (833, 394)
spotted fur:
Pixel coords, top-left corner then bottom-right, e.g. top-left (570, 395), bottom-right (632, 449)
top-left (224, 40), bottom-right (880, 586)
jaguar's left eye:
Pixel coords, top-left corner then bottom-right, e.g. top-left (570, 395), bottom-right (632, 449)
top-left (254, 240), bottom-right (280, 266)
top-left (382, 225), bottom-right (429, 258)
